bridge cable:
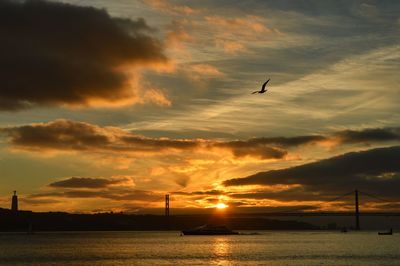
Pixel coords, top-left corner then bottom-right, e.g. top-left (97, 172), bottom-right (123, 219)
top-left (265, 190), bottom-right (354, 214)
top-left (359, 191), bottom-right (398, 204)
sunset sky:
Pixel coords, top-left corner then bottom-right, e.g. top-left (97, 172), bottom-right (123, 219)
top-left (0, 0), bottom-right (399, 213)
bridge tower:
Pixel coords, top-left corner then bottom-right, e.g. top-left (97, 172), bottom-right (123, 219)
top-left (355, 189), bottom-right (360, 230)
top-left (165, 194), bottom-right (170, 217)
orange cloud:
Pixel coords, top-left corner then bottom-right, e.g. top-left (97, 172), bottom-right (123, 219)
top-left (142, 88), bottom-right (172, 107)
top-left (166, 20), bottom-right (194, 50)
top-left (189, 64), bottom-right (223, 77)
top-left (215, 40), bottom-right (246, 54)
top-left (205, 15), bottom-right (272, 34)
top-left (184, 63), bottom-right (224, 84)
top-left (143, 0), bottom-right (200, 15)
top-left (204, 15), bottom-right (277, 54)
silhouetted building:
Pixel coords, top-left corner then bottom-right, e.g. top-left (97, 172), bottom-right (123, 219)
top-left (11, 191), bottom-right (18, 212)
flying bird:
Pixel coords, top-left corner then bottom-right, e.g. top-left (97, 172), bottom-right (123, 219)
top-left (252, 78), bottom-right (270, 94)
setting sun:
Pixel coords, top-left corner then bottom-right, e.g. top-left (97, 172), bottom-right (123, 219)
top-left (216, 203), bottom-right (228, 209)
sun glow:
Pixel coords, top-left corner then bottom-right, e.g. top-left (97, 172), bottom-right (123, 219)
top-left (216, 203), bottom-right (228, 209)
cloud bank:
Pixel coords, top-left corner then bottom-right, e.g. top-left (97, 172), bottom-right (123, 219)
top-left (2, 120), bottom-right (400, 160)
top-left (224, 146), bottom-right (400, 200)
top-left (0, 119), bottom-right (289, 159)
top-left (49, 176), bottom-right (132, 188)
top-left (29, 176), bottom-right (160, 206)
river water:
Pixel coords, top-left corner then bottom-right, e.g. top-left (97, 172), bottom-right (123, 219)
top-left (0, 231), bottom-right (399, 265)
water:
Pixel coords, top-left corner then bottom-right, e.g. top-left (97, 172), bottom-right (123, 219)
top-left (0, 231), bottom-right (399, 265)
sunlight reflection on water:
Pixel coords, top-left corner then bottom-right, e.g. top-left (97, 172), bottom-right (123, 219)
top-left (212, 237), bottom-right (231, 265)
top-left (0, 231), bottom-right (399, 266)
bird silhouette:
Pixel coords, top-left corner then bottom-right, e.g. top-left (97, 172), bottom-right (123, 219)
top-left (252, 78), bottom-right (270, 94)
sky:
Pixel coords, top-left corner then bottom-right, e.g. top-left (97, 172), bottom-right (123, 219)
top-left (0, 0), bottom-right (399, 213)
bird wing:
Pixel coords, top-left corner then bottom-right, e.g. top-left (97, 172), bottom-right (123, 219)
top-left (251, 90), bottom-right (259, 94)
top-left (261, 78), bottom-right (270, 91)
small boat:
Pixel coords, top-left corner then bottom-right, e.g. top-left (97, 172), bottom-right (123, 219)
top-left (378, 229), bottom-right (393, 235)
top-left (181, 224), bottom-right (239, 235)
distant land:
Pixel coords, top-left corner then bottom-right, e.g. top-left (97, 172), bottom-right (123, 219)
top-left (0, 208), bottom-right (317, 232)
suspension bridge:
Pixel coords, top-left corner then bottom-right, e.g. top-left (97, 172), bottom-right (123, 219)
top-left (258, 190), bottom-right (400, 229)
top-left (163, 189), bottom-right (400, 230)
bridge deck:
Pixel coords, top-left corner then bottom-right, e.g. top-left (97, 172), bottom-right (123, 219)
top-left (259, 212), bottom-right (400, 217)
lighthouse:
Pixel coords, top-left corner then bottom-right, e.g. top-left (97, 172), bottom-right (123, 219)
top-left (11, 191), bottom-right (18, 212)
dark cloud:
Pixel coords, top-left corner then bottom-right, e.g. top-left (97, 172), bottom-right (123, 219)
top-left (49, 176), bottom-right (128, 188)
top-left (228, 187), bottom-right (314, 201)
top-left (30, 188), bottom-right (160, 202)
top-left (335, 127), bottom-right (400, 144)
top-left (20, 198), bottom-right (61, 205)
top-left (173, 175), bottom-right (191, 188)
top-left (1, 120), bottom-right (111, 151)
top-left (224, 146), bottom-right (400, 200)
top-left (214, 136), bottom-right (325, 159)
top-left (216, 127), bottom-right (400, 159)
top-left (173, 190), bottom-right (224, 196)
top-left (0, 0), bottom-right (167, 111)
top-left (223, 144), bottom-right (286, 159)
top-left (26, 175), bottom-right (156, 204)
top-left (253, 136), bottom-right (327, 147)
top-left (0, 119), bottom-right (201, 153)
top-left (122, 136), bottom-right (199, 150)
top-left (226, 184), bottom-right (358, 206)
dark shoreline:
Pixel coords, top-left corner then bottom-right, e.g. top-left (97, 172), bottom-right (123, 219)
top-left (0, 208), bottom-right (317, 232)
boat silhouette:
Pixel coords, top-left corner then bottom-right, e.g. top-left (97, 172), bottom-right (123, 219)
top-left (378, 229), bottom-right (393, 235)
top-left (181, 224), bottom-right (239, 235)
